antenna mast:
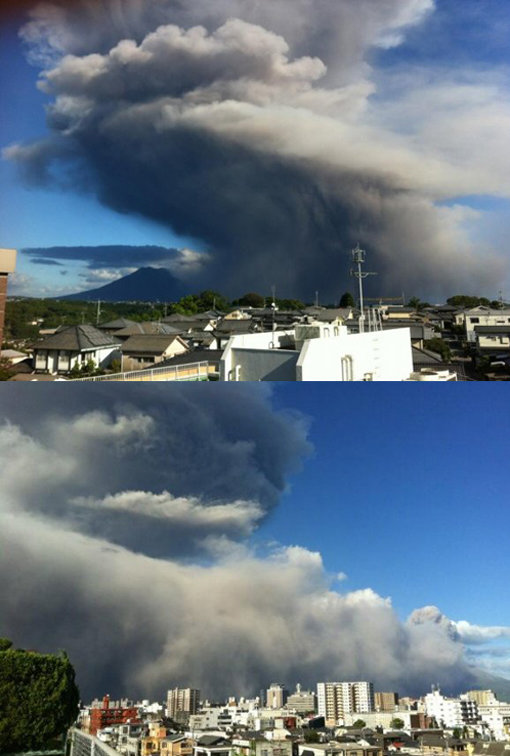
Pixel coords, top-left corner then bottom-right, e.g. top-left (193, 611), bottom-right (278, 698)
top-left (350, 244), bottom-right (377, 334)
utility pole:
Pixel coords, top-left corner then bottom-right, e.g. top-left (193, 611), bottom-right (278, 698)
top-left (271, 285), bottom-right (277, 332)
top-left (96, 299), bottom-right (101, 325)
top-left (350, 244), bottom-right (377, 333)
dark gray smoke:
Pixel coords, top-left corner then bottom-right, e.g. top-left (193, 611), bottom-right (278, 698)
top-left (0, 386), bottom-right (504, 701)
top-left (6, 0), bottom-right (504, 299)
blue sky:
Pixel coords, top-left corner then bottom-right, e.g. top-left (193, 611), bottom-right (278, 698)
top-left (2, 0), bottom-right (510, 299)
top-left (268, 386), bottom-right (509, 626)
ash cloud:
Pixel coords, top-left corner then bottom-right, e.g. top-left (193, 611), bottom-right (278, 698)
top-left (7, 0), bottom-right (507, 299)
top-left (0, 386), bottom-right (506, 700)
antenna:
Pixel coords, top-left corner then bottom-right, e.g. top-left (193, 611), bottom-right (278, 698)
top-left (271, 285), bottom-right (277, 332)
top-left (315, 290), bottom-right (319, 307)
top-left (350, 244), bottom-right (377, 334)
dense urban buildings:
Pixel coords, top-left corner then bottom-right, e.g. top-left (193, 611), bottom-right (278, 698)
top-left (68, 680), bottom-right (510, 756)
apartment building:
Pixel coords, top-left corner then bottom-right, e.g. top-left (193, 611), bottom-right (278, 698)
top-left (266, 684), bottom-right (287, 709)
top-left (317, 682), bottom-right (374, 725)
top-left (167, 688), bottom-right (200, 721)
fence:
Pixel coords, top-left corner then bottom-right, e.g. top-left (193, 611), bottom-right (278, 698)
top-left (71, 361), bottom-right (216, 382)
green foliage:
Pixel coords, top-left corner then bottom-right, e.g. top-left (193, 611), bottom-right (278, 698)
top-left (339, 292), bottom-right (355, 308)
top-left (390, 718), bottom-right (405, 730)
top-left (304, 730), bottom-right (320, 742)
top-left (446, 295), bottom-right (491, 308)
top-left (352, 719), bottom-right (367, 729)
top-left (0, 642), bottom-right (80, 752)
top-left (423, 337), bottom-right (451, 362)
top-left (0, 358), bottom-right (13, 382)
top-left (233, 292), bottom-right (266, 308)
top-left (0, 639), bottom-right (13, 652)
top-left (275, 298), bottom-right (305, 311)
top-left (452, 728), bottom-right (462, 740)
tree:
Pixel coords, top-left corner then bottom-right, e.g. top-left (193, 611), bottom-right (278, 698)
top-left (339, 292), bottom-right (355, 308)
top-left (0, 641), bottom-right (80, 752)
top-left (234, 292), bottom-right (265, 308)
top-left (423, 337), bottom-right (451, 362)
top-left (0, 357), bottom-right (13, 381)
top-left (0, 639), bottom-right (13, 651)
top-left (304, 730), bottom-right (320, 743)
top-left (352, 719), bottom-right (367, 729)
top-left (390, 718), bottom-right (405, 730)
top-left (446, 295), bottom-right (490, 308)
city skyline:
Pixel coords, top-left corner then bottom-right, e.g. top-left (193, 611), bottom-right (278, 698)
top-left (1, 0), bottom-right (510, 299)
top-left (0, 385), bottom-right (509, 700)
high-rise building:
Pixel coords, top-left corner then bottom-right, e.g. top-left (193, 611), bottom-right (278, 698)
top-left (317, 682), bottom-right (374, 724)
top-left (374, 692), bottom-right (399, 711)
top-left (464, 690), bottom-right (498, 706)
top-left (0, 249), bottom-right (17, 350)
top-left (266, 683), bottom-right (287, 709)
top-left (167, 688), bottom-right (200, 721)
top-left (286, 683), bottom-right (316, 714)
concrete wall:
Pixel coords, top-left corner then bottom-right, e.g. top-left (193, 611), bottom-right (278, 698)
top-left (297, 328), bottom-right (413, 381)
top-left (221, 331), bottom-right (295, 380)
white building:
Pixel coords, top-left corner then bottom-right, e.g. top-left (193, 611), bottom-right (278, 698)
top-left (424, 690), bottom-right (465, 728)
top-left (477, 702), bottom-right (510, 740)
top-left (456, 307), bottom-right (510, 343)
top-left (220, 322), bottom-right (417, 381)
top-left (317, 682), bottom-right (374, 725)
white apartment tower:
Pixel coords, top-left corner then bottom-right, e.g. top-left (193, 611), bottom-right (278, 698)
top-left (317, 682), bottom-right (374, 724)
top-left (167, 688), bottom-right (200, 720)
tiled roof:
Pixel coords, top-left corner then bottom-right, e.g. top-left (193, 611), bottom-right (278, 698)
top-left (34, 325), bottom-right (121, 351)
top-left (121, 334), bottom-right (187, 355)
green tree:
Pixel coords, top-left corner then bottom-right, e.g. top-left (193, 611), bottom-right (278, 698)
top-left (0, 357), bottom-right (13, 381)
top-left (452, 728), bottom-right (462, 740)
top-left (233, 292), bottom-right (265, 308)
top-left (390, 718), bottom-right (405, 730)
top-left (423, 337), bottom-right (451, 362)
top-left (352, 719), bottom-right (367, 729)
top-left (446, 295), bottom-right (490, 308)
top-left (339, 292), bottom-right (355, 308)
top-left (304, 730), bottom-right (320, 743)
top-left (0, 639), bottom-right (13, 651)
top-left (0, 642), bottom-right (80, 752)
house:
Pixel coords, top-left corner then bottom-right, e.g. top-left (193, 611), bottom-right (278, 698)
top-left (474, 325), bottom-right (510, 353)
top-left (121, 334), bottom-right (189, 369)
top-left (456, 307), bottom-right (510, 342)
top-left (193, 735), bottom-right (232, 756)
top-left (114, 322), bottom-right (183, 341)
top-left (32, 325), bottom-right (121, 374)
top-left (97, 318), bottom-right (138, 334)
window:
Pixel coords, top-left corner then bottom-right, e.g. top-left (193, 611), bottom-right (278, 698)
top-left (341, 355), bottom-right (353, 381)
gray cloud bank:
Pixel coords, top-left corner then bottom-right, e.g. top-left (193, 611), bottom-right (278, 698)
top-left (1, 386), bottom-right (508, 700)
top-left (6, 0), bottom-right (509, 299)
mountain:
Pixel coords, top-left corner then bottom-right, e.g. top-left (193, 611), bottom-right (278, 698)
top-left (61, 267), bottom-right (189, 302)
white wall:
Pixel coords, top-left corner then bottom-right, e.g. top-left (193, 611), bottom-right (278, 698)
top-left (297, 329), bottom-right (413, 381)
